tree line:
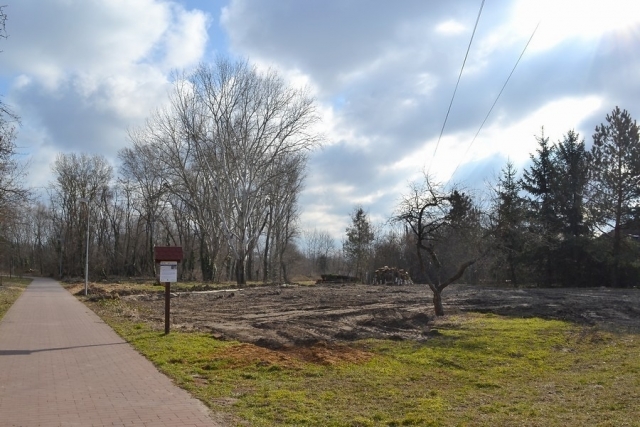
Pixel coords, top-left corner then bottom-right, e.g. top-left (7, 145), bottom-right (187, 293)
top-left (1, 57), bottom-right (320, 285)
top-left (340, 107), bottom-right (640, 298)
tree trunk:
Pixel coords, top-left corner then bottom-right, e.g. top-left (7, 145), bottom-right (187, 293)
top-left (545, 245), bottom-right (552, 286)
top-left (612, 227), bottom-right (620, 288)
top-left (508, 253), bottom-right (517, 285)
top-left (610, 179), bottom-right (627, 287)
top-left (199, 237), bottom-right (213, 281)
top-left (148, 217), bottom-right (155, 276)
top-left (236, 256), bottom-right (246, 285)
top-left (281, 261), bottom-right (289, 284)
top-left (433, 289), bottom-right (444, 316)
top-left (246, 253), bottom-right (253, 282)
top-left (225, 258), bottom-right (235, 282)
top-left (263, 225), bottom-right (271, 282)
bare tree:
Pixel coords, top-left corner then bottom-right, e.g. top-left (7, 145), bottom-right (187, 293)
top-left (170, 57), bottom-right (321, 284)
top-left (49, 153), bottom-right (113, 277)
top-left (372, 226), bottom-right (411, 275)
top-left (0, 5), bottom-right (7, 42)
top-left (302, 228), bottom-right (337, 276)
top-left (128, 109), bottom-right (224, 281)
top-left (119, 144), bottom-right (170, 275)
top-left (0, 4), bottom-right (29, 229)
top-left (0, 109), bottom-right (28, 223)
top-left (115, 178), bottom-right (146, 276)
top-left (393, 175), bottom-right (487, 316)
top-left (268, 153), bottom-right (305, 282)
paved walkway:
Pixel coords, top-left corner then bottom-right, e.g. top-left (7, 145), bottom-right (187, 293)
top-left (0, 277), bottom-right (221, 427)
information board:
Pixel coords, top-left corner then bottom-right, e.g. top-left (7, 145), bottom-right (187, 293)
top-left (159, 261), bottom-right (178, 283)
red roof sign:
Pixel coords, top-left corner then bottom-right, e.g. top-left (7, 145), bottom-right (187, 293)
top-left (154, 246), bottom-right (183, 263)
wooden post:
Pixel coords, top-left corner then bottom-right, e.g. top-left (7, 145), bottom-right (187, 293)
top-left (164, 282), bottom-right (170, 335)
top-left (154, 246), bottom-right (183, 337)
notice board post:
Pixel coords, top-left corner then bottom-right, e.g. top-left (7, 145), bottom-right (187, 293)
top-left (154, 246), bottom-right (183, 335)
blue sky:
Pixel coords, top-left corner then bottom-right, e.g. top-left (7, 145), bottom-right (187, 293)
top-left (2, 0), bottom-right (640, 239)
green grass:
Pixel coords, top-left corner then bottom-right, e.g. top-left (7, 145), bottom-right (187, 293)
top-left (0, 277), bottom-right (32, 320)
top-left (88, 299), bottom-right (640, 427)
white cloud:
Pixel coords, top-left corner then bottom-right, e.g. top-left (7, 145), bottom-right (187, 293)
top-left (391, 95), bottom-right (604, 185)
top-left (505, 0), bottom-right (640, 52)
top-left (4, 0), bottom-right (210, 187)
top-left (300, 208), bottom-right (347, 241)
top-left (161, 6), bottom-right (210, 70)
top-left (435, 19), bottom-right (467, 35)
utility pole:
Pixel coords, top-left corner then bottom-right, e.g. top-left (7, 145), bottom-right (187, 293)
top-left (79, 198), bottom-right (90, 296)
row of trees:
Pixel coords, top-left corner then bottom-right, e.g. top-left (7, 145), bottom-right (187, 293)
top-left (3, 106), bottom-right (639, 295)
top-left (336, 108), bottom-right (640, 312)
top-left (491, 107), bottom-right (640, 289)
top-left (0, 6), bottom-right (31, 276)
top-left (2, 58), bottom-right (320, 285)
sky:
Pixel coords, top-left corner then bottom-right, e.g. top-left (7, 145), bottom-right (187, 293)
top-left (2, 0), bottom-right (640, 240)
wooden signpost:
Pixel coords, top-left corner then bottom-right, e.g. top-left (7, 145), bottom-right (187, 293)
top-left (154, 246), bottom-right (183, 335)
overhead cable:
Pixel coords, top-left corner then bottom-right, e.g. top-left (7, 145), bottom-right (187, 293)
top-left (449, 21), bottom-right (540, 182)
top-left (428, 0), bottom-right (485, 174)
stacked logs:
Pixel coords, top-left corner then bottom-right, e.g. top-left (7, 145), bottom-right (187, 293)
top-left (316, 274), bottom-right (359, 284)
top-left (373, 266), bottom-right (413, 285)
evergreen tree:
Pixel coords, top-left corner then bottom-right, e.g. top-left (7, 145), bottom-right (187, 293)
top-left (554, 130), bottom-right (589, 238)
top-left (343, 206), bottom-right (375, 282)
top-left (521, 129), bottom-right (559, 285)
top-left (492, 161), bottom-right (526, 284)
top-left (447, 190), bottom-right (474, 227)
top-left (552, 130), bottom-right (592, 286)
top-left (590, 106), bottom-right (640, 287)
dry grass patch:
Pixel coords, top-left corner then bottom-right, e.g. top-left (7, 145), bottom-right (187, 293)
top-left (215, 341), bottom-right (372, 370)
top-left (0, 277), bottom-right (32, 320)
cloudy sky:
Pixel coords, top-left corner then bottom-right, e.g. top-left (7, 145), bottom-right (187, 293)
top-left (2, 0), bottom-right (640, 238)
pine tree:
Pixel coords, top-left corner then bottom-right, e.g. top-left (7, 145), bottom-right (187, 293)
top-left (343, 206), bottom-right (375, 282)
top-left (590, 106), bottom-right (640, 287)
top-left (553, 130), bottom-right (591, 286)
top-left (521, 129), bottom-right (559, 285)
top-left (554, 130), bottom-right (589, 238)
top-left (492, 161), bottom-right (526, 284)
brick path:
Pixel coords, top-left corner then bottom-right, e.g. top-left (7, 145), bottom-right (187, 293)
top-left (0, 278), bottom-right (221, 427)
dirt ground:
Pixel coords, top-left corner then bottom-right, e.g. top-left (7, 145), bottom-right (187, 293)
top-left (82, 282), bottom-right (640, 348)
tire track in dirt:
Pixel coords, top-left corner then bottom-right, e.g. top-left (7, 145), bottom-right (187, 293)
top-left (118, 283), bottom-right (640, 347)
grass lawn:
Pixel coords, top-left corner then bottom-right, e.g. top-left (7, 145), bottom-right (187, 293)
top-left (87, 298), bottom-right (639, 427)
top-left (0, 277), bottom-right (32, 320)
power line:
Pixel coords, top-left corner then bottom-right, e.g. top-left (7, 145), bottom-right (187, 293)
top-left (428, 0), bottom-right (485, 174)
top-left (449, 21), bottom-right (540, 182)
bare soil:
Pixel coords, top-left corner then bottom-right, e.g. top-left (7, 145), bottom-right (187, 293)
top-left (79, 282), bottom-right (640, 348)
